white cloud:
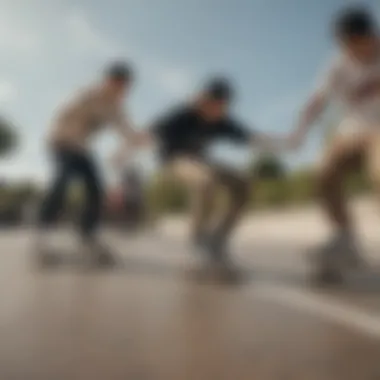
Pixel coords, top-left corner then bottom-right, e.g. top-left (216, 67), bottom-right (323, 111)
top-left (0, 160), bottom-right (46, 183)
top-left (0, 81), bottom-right (17, 103)
top-left (65, 7), bottom-right (195, 97)
top-left (154, 66), bottom-right (194, 97)
top-left (66, 7), bottom-right (122, 58)
top-left (0, 7), bottom-right (42, 56)
top-left (255, 91), bottom-right (306, 128)
top-left (65, 7), bottom-right (194, 97)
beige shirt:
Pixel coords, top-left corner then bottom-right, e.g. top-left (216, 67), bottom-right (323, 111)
top-left (49, 85), bottom-right (133, 150)
top-left (317, 51), bottom-right (380, 129)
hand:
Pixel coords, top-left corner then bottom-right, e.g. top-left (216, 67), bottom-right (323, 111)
top-left (286, 131), bottom-right (304, 151)
top-left (137, 131), bottom-right (153, 147)
top-left (110, 151), bottom-right (121, 170)
top-left (110, 150), bottom-right (133, 172)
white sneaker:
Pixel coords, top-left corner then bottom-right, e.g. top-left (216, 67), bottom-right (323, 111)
top-left (33, 230), bottom-right (60, 267)
top-left (79, 239), bottom-right (117, 267)
top-left (310, 233), bottom-right (366, 283)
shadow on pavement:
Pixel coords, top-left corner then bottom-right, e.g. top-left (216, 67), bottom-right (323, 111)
top-left (32, 239), bottom-right (380, 292)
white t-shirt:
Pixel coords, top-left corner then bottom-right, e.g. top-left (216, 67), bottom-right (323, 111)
top-left (50, 84), bottom-right (132, 150)
top-left (318, 51), bottom-right (380, 132)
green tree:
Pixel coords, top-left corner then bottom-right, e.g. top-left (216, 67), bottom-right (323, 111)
top-left (0, 117), bottom-right (18, 157)
top-left (287, 168), bottom-right (316, 203)
top-left (251, 154), bottom-right (287, 180)
top-left (146, 172), bottom-right (188, 215)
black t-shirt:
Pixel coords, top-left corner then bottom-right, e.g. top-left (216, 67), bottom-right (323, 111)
top-left (152, 106), bottom-right (253, 161)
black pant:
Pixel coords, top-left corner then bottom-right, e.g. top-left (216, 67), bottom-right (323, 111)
top-left (39, 147), bottom-right (103, 239)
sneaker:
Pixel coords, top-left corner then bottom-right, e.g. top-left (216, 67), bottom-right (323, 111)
top-left (34, 241), bottom-right (61, 268)
top-left (80, 239), bottom-right (117, 268)
top-left (191, 231), bottom-right (209, 253)
top-left (310, 233), bottom-right (366, 283)
top-left (206, 233), bottom-right (230, 261)
top-left (206, 251), bottom-right (244, 284)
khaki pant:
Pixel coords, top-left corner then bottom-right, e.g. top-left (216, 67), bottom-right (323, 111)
top-left (165, 157), bottom-right (251, 241)
top-left (318, 130), bottom-right (380, 230)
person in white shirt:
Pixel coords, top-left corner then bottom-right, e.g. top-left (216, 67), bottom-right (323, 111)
top-left (37, 62), bottom-right (140, 265)
top-left (290, 7), bottom-right (380, 282)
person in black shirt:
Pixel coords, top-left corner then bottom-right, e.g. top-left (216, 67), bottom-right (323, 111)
top-left (149, 77), bottom-right (290, 264)
top-left (152, 102), bottom-right (251, 162)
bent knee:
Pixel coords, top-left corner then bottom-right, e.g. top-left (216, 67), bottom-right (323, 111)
top-left (225, 176), bottom-right (251, 203)
top-left (172, 159), bottom-right (214, 188)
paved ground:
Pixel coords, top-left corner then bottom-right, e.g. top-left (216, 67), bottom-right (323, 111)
top-left (2, 199), bottom-right (380, 379)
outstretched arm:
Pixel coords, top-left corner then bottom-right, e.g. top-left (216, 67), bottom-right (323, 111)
top-left (248, 91), bottom-right (328, 153)
top-left (288, 57), bottom-right (339, 149)
top-left (111, 110), bottom-right (147, 168)
top-left (223, 119), bottom-right (294, 153)
top-left (112, 107), bottom-right (183, 167)
top-left (250, 132), bottom-right (293, 153)
top-left (288, 91), bottom-right (329, 149)
top-left (229, 90), bottom-right (328, 153)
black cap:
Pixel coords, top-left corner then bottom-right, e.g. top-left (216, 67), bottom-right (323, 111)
top-left (203, 77), bottom-right (234, 102)
top-left (335, 7), bottom-right (377, 38)
top-left (105, 61), bottom-right (134, 82)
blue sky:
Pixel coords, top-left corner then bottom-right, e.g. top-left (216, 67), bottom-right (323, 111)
top-left (0, 0), bottom-right (378, 182)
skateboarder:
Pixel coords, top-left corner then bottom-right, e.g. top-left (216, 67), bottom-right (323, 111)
top-left (148, 77), bottom-right (292, 269)
top-left (36, 61), bottom-right (143, 265)
top-left (289, 7), bottom-right (380, 281)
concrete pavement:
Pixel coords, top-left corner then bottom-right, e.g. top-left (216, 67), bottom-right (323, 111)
top-left (1, 198), bottom-right (380, 379)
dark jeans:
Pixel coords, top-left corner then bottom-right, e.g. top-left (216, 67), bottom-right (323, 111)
top-left (39, 147), bottom-right (103, 240)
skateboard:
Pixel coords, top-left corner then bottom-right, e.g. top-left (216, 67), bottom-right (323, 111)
top-left (33, 247), bottom-right (120, 270)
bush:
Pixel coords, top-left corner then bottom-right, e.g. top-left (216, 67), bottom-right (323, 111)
top-left (0, 117), bottom-right (18, 157)
top-left (146, 173), bottom-right (188, 214)
top-left (252, 179), bottom-right (289, 209)
top-left (252, 154), bottom-right (287, 180)
top-left (145, 163), bottom-right (370, 215)
top-left (286, 169), bottom-right (317, 204)
top-left (1, 163), bottom-right (369, 221)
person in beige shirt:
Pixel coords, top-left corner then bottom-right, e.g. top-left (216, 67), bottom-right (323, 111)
top-left (290, 7), bottom-right (380, 282)
top-left (37, 62), bottom-right (140, 265)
